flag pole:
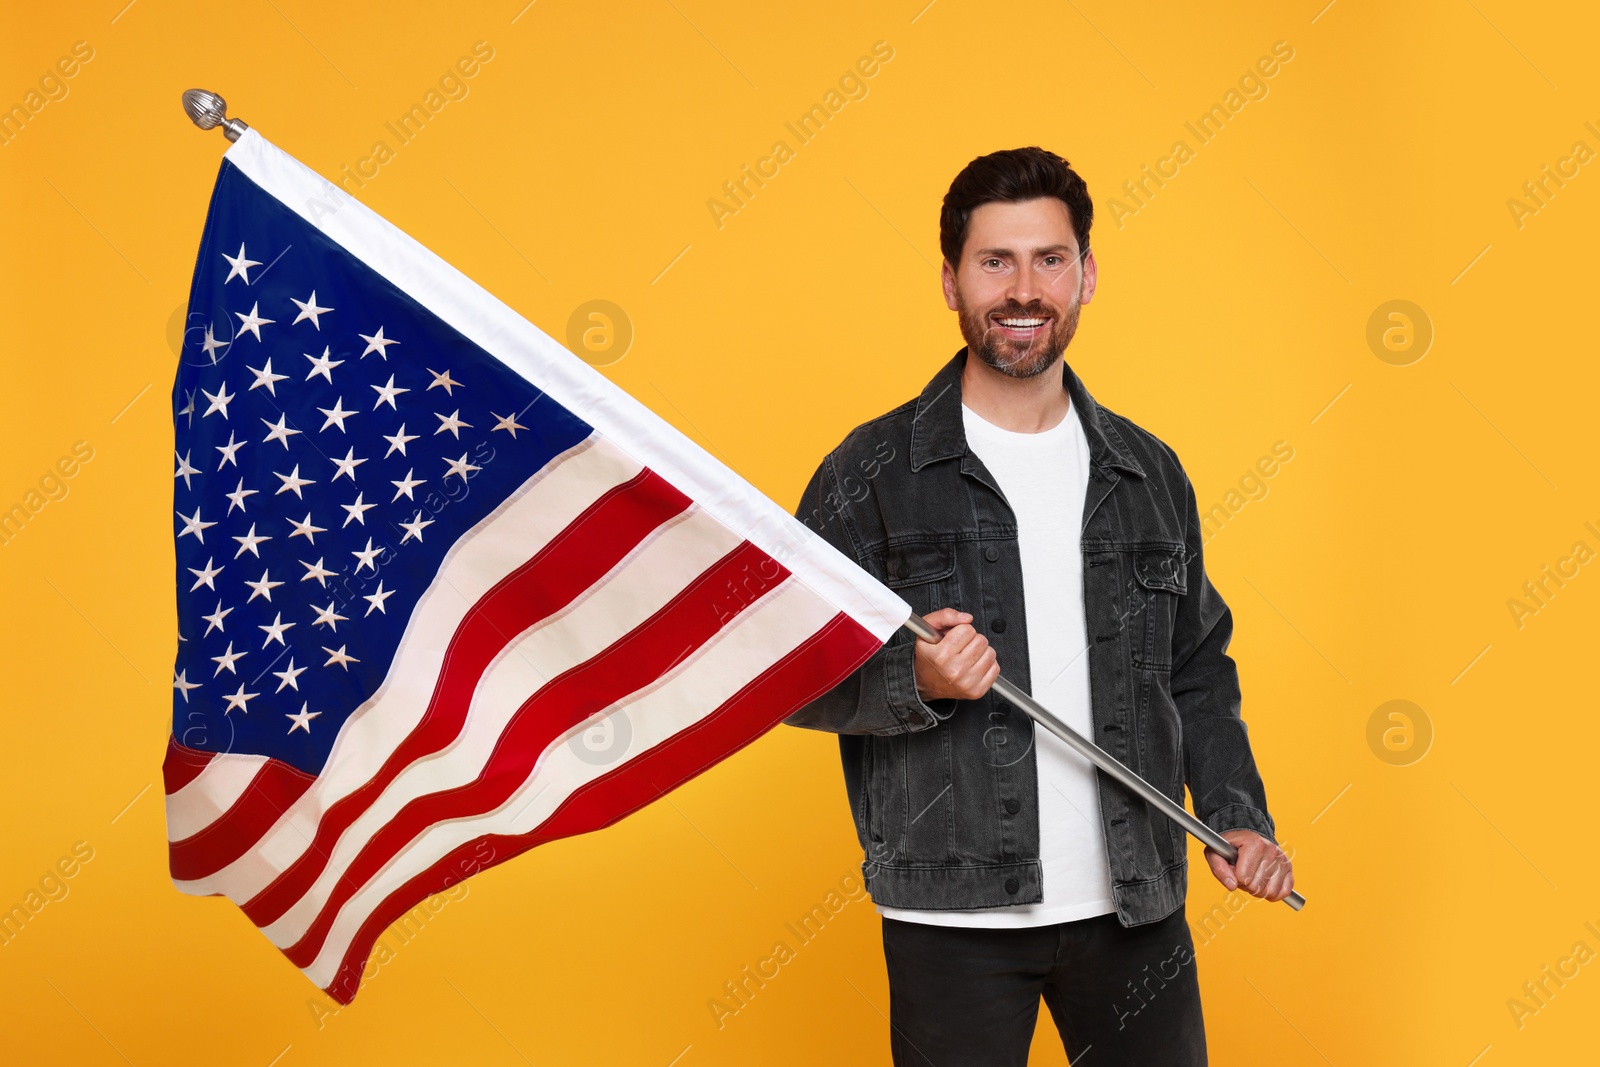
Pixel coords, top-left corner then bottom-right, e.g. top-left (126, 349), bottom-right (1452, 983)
top-left (182, 89), bottom-right (249, 141)
top-left (901, 613), bottom-right (1305, 911)
top-left (175, 92), bottom-right (1301, 913)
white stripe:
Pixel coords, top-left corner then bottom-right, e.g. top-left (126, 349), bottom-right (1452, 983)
top-left (223, 129), bottom-right (909, 645)
top-left (260, 504), bottom-right (743, 946)
top-left (166, 754), bottom-right (269, 843)
top-left (303, 574), bottom-right (839, 986)
top-left (170, 436), bottom-right (637, 897)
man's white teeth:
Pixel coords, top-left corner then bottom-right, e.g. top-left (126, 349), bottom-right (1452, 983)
top-left (999, 317), bottom-right (1046, 327)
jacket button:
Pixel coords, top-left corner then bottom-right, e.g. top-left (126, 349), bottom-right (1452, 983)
top-left (992, 618), bottom-right (1007, 633)
top-left (1004, 798), bottom-right (1021, 814)
top-left (984, 546), bottom-right (999, 562)
top-left (1004, 877), bottom-right (1020, 894)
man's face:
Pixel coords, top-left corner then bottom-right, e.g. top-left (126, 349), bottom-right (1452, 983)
top-left (942, 197), bottom-right (1096, 379)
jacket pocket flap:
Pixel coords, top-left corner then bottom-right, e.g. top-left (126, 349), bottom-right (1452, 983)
top-left (1134, 546), bottom-right (1187, 594)
top-left (882, 541), bottom-right (957, 587)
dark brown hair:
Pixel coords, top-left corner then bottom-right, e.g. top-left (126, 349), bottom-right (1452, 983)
top-left (939, 147), bottom-right (1093, 267)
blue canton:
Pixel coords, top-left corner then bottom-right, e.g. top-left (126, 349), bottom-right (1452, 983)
top-left (172, 161), bottom-right (592, 775)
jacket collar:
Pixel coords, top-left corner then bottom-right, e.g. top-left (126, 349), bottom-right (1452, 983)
top-left (908, 347), bottom-right (1146, 477)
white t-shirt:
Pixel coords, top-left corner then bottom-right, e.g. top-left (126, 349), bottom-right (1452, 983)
top-left (877, 400), bottom-right (1117, 927)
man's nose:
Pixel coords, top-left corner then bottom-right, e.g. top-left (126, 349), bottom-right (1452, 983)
top-left (1008, 262), bottom-right (1039, 307)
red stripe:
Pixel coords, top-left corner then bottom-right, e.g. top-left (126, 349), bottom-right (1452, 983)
top-left (163, 738), bottom-right (215, 794)
top-left (283, 539), bottom-right (783, 967)
top-left (231, 470), bottom-right (689, 915)
top-left (169, 761), bottom-right (317, 881)
top-left (318, 611), bottom-right (882, 1003)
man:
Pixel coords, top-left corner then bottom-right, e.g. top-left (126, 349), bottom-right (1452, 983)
top-left (785, 147), bottom-right (1293, 1065)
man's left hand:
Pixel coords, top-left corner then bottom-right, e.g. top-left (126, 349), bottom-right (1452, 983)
top-left (1203, 829), bottom-right (1294, 902)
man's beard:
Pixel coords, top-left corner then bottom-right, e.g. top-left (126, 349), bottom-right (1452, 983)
top-left (956, 286), bottom-right (1082, 380)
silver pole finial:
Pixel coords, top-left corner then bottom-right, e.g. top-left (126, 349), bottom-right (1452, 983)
top-left (182, 89), bottom-right (249, 142)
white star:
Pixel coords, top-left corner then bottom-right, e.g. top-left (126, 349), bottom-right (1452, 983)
top-left (178, 388), bottom-right (197, 424)
top-left (215, 431), bottom-right (245, 469)
top-left (261, 413), bottom-right (303, 449)
top-left (434, 409), bottom-right (472, 438)
top-left (247, 358), bottom-right (289, 396)
top-left (399, 511), bottom-right (435, 544)
top-left (491, 411), bottom-right (527, 438)
top-left (319, 397), bottom-right (357, 433)
top-left (363, 581), bottom-right (395, 616)
top-left (443, 453), bottom-right (482, 481)
top-left (232, 522), bottom-right (271, 559)
top-left (222, 242), bottom-right (261, 284)
top-left (174, 450), bottom-right (200, 490)
top-left (211, 641), bottom-right (247, 676)
top-left (351, 538), bottom-right (382, 573)
top-left (390, 469), bottom-right (425, 501)
top-left (305, 346), bottom-right (344, 383)
top-left (259, 611), bottom-right (295, 648)
top-left (322, 645), bottom-right (360, 670)
top-left (383, 424), bottom-right (419, 458)
top-left (274, 464), bottom-right (316, 498)
top-left (427, 367), bottom-right (463, 395)
top-left (291, 291), bottom-right (333, 328)
top-left (330, 446), bottom-right (367, 482)
top-left (177, 506), bottom-right (216, 543)
top-left (235, 301), bottom-right (275, 341)
top-left (340, 493), bottom-right (377, 527)
top-left (187, 556), bottom-right (223, 592)
top-left (223, 682), bottom-right (259, 714)
top-left (286, 702), bottom-right (322, 734)
top-left (371, 374), bottom-right (409, 411)
top-left (360, 326), bottom-right (399, 359)
top-left (202, 601), bottom-right (233, 636)
top-left (173, 668), bottom-right (202, 703)
top-left (300, 557), bottom-right (336, 586)
top-left (202, 381), bottom-right (235, 420)
top-left (273, 658), bottom-right (308, 693)
top-left (245, 568), bottom-right (284, 603)
top-left (199, 325), bottom-right (227, 364)
top-left (225, 478), bottom-right (259, 515)
top-left (288, 512), bottom-right (327, 543)
top-left (311, 601), bottom-right (348, 631)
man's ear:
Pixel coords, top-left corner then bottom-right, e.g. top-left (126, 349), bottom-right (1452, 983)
top-left (941, 259), bottom-right (958, 311)
top-left (1079, 248), bottom-right (1099, 305)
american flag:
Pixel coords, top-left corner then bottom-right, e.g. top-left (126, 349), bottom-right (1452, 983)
top-left (165, 128), bottom-right (909, 1004)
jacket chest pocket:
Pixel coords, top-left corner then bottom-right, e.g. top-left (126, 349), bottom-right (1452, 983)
top-left (880, 540), bottom-right (960, 617)
top-left (1128, 545), bottom-right (1187, 671)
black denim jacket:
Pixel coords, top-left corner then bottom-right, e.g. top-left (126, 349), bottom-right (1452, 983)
top-left (785, 348), bottom-right (1277, 926)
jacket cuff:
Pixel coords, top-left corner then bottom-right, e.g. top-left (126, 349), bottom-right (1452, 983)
top-left (882, 638), bottom-right (957, 732)
top-left (1203, 803), bottom-right (1277, 845)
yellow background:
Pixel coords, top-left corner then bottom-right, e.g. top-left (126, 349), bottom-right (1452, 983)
top-left (2, 0), bottom-right (1596, 1063)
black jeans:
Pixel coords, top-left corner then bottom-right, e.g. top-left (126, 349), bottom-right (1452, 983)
top-left (881, 906), bottom-right (1206, 1066)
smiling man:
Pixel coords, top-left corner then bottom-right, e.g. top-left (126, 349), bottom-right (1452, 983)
top-left (786, 147), bottom-right (1293, 1065)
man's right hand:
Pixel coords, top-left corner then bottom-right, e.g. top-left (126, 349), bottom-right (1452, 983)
top-left (912, 608), bottom-right (1000, 703)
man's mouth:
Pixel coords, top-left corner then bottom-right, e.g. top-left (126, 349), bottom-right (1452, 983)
top-left (990, 313), bottom-right (1052, 341)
